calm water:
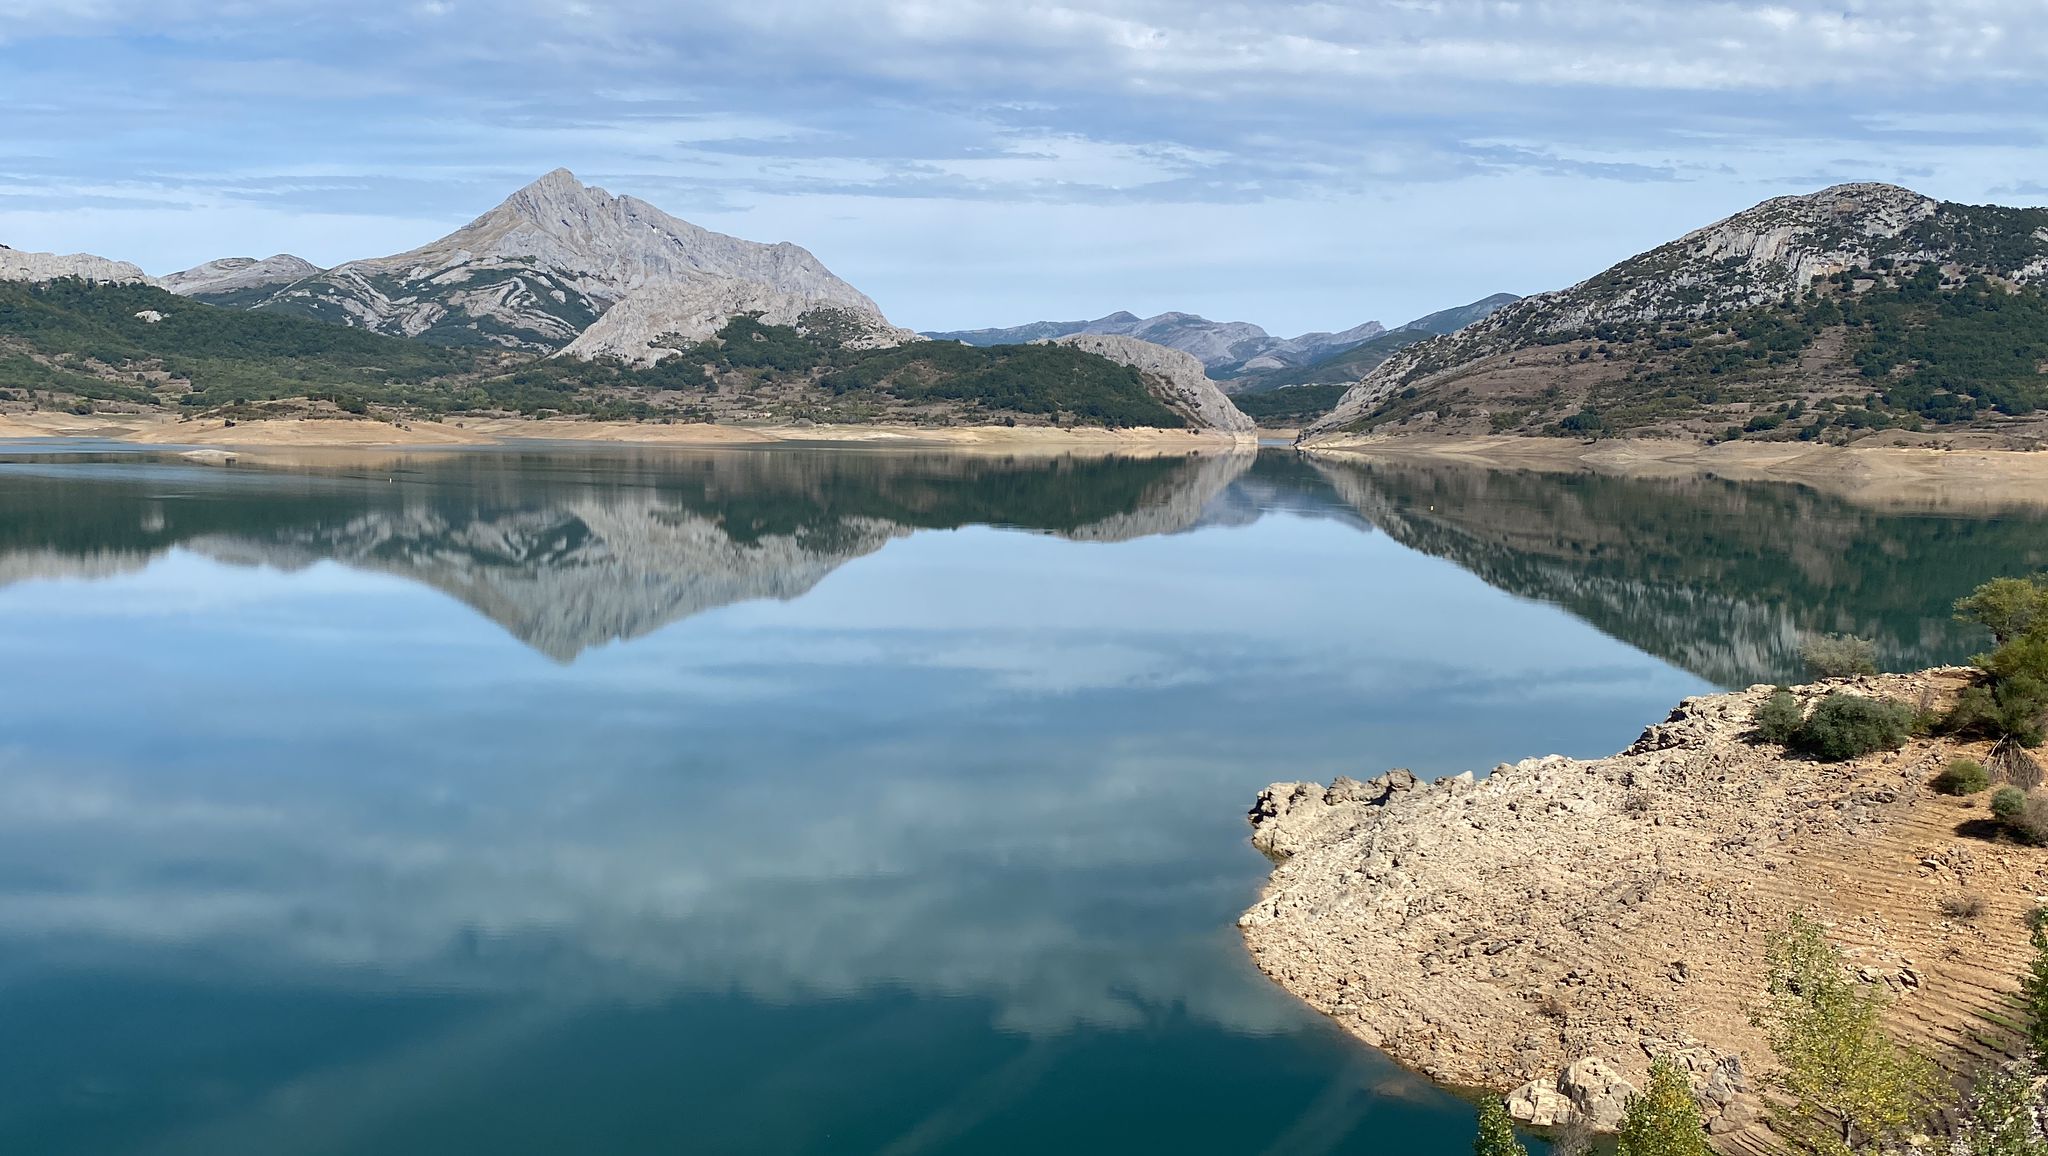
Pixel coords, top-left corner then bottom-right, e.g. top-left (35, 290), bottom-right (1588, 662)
top-left (1, 443), bottom-right (2041, 1156)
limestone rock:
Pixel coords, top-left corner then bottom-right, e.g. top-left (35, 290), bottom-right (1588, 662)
top-left (1047, 334), bottom-right (1255, 432)
top-left (1507, 1058), bottom-right (1637, 1130)
top-left (563, 284), bottom-right (914, 367)
top-left (1240, 668), bottom-right (2014, 1141)
top-left (254, 169), bottom-right (904, 356)
top-left (161, 254), bottom-right (323, 299)
top-left (0, 243), bottom-right (154, 285)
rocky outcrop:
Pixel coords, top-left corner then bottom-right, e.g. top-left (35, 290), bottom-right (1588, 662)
top-left (563, 286), bottom-right (914, 367)
top-left (1241, 670), bottom-right (2044, 1143)
top-left (0, 243), bottom-right (154, 285)
top-left (932, 311), bottom-right (1387, 377)
top-left (252, 169), bottom-right (905, 356)
top-left (1305, 183), bottom-right (2048, 437)
top-left (162, 254), bottom-right (322, 300)
top-left (1048, 334), bottom-right (1255, 433)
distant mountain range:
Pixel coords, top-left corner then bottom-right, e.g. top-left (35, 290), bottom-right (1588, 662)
top-left (0, 172), bottom-right (1251, 432)
top-left (1307, 183), bottom-right (2048, 443)
top-left (925, 312), bottom-right (1391, 378)
top-left (928, 293), bottom-right (1519, 388)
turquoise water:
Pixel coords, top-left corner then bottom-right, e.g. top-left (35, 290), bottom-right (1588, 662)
top-left (0, 443), bottom-right (2032, 1155)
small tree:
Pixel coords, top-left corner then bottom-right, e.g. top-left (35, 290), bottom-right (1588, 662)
top-left (1802, 634), bottom-right (1880, 679)
top-left (1754, 915), bottom-right (1939, 1155)
top-left (1957, 576), bottom-right (2048, 646)
top-left (1957, 1061), bottom-right (2048, 1156)
top-left (1615, 1060), bottom-right (1711, 1156)
top-left (1474, 1100), bottom-right (1528, 1156)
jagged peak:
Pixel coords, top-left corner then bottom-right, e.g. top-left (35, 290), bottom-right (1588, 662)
top-left (522, 167), bottom-right (587, 195)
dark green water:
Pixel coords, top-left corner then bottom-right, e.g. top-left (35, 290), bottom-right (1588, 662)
top-left (0, 442), bottom-right (2038, 1155)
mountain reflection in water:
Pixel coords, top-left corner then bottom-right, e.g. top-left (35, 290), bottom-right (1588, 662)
top-left (1, 442), bottom-right (2042, 1155)
top-left (2, 444), bottom-right (2039, 682)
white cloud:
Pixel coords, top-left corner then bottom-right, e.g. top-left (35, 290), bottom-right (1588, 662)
top-left (1, 0), bottom-right (2044, 329)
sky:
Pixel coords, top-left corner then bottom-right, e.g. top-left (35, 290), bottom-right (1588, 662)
top-left (2, 1), bottom-right (2045, 334)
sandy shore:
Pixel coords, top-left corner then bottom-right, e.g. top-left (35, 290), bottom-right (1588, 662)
top-left (0, 412), bottom-right (1257, 455)
top-left (1304, 432), bottom-right (2048, 510)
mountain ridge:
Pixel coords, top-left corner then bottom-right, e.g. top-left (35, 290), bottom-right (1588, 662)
top-left (926, 310), bottom-right (1388, 378)
top-left (196, 169), bottom-right (913, 362)
top-left (1306, 183), bottom-right (2048, 443)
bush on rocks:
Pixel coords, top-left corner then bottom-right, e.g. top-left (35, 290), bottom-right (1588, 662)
top-left (1934, 757), bottom-right (1990, 796)
top-left (1752, 690), bottom-right (1805, 745)
top-left (1791, 693), bottom-right (1915, 762)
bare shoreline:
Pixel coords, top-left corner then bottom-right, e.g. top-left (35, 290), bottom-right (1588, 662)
top-left (1242, 670), bottom-right (2040, 1151)
top-left (1302, 432), bottom-right (2048, 510)
top-left (0, 412), bottom-right (1258, 456)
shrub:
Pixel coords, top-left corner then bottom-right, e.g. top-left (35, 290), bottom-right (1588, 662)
top-left (1614, 1060), bottom-right (1711, 1156)
top-left (2012, 795), bottom-right (2048, 846)
top-left (1801, 633), bottom-right (1879, 678)
top-left (1935, 757), bottom-right (1991, 795)
top-left (1753, 690), bottom-right (1805, 745)
top-left (1993, 786), bottom-right (2028, 823)
top-left (1938, 892), bottom-right (1986, 920)
top-left (1473, 1099), bottom-right (1527, 1156)
top-left (1793, 693), bottom-right (1915, 762)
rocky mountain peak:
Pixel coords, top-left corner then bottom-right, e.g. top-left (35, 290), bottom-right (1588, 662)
top-left (1306, 181), bottom-right (2048, 439)
top-left (239, 168), bottom-right (910, 361)
top-left (163, 254), bottom-right (323, 299)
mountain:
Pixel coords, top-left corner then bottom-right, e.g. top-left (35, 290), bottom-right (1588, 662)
top-left (0, 279), bottom-right (1245, 431)
top-left (162, 255), bottom-right (324, 306)
top-left (1231, 293), bottom-right (1522, 394)
top-left (926, 311), bottom-right (1387, 377)
top-left (1306, 184), bottom-right (2048, 442)
top-left (1046, 335), bottom-right (1254, 432)
top-left (223, 169), bottom-right (911, 361)
top-left (1399, 292), bottom-right (1526, 337)
top-left (0, 243), bottom-right (154, 285)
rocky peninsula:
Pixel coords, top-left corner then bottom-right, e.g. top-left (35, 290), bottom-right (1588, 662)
top-left (1242, 671), bottom-right (2045, 1152)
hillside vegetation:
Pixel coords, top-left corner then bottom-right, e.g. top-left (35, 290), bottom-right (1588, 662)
top-left (0, 281), bottom-right (1191, 429)
top-left (1309, 186), bottom-right (2048, 445)
top-left (1340, 265), bottom-right (2048, 442)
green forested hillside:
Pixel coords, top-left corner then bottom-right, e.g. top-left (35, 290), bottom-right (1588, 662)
top-left (0, 281), bottom-right (1189, 428)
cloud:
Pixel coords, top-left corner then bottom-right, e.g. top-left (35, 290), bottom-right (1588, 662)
top-left (0, 1), bottom-right (2044, 330)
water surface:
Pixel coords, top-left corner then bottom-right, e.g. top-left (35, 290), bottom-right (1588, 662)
top-left (0, 443), bottom-right (2035, 1155)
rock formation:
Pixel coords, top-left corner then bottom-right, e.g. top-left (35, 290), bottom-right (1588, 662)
top-left (162, 254), bottom-right (323, 301)
top-left (1046, 334), bottom-right (1255, 433)
top-left (1242, 670), bottom-right (2044, 1145)
top-left (562, 286), bottom-right (914, 367)
top-left (0, 243), bottom-right (155, 285)
top-left (247, 169), bottom-right (909, 358)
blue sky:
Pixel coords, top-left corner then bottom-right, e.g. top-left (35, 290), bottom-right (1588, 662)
top-left (2, 1), bottom-right (2044, 332)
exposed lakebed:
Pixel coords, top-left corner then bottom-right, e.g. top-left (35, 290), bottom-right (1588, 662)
top-left (0, 443), bottom-right (2040, 1155)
